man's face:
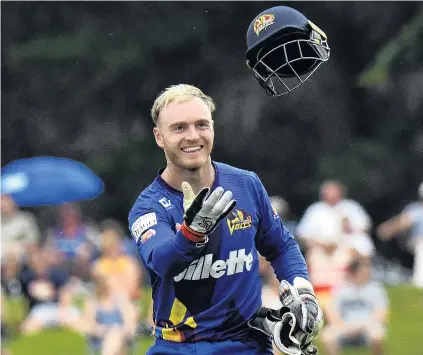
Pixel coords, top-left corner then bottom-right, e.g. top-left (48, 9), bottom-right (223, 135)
top-left (321, 183), bottom-right (343, 206)
top-left (153, 97), bottom-right (214, 171)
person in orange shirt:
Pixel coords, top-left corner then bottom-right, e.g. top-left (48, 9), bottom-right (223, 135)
top-left (93, 220), bottom-right (142, 301)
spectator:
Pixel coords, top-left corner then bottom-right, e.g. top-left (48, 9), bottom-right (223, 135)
top-left (321, 256), bottom-right (389, 355)
top-left (93, 220), bottom-right (142, 300)
top-left (1, 194), bottom-right (40, 261)
top-left (377, 181), bottom-right (423, 288)
top-left (1, 254), bottom-right (23, 299)
top-left (98, 219), bottom-right (139, 260)
top-left (20, 248), bottom-right (79, 335)
top-left (269, 196), bottom-right (298, 236)
top-left (82, 273), bottom-right (138, 355)
top-left (45, 203), bottom-right (100, 281)
top-left (306, 235), bottom-right (351, 314)
top-left (297, 180), bottom-right (373, 252)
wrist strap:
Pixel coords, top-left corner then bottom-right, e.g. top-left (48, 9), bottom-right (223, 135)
top-left (181, 222), bottom-right (206, 243)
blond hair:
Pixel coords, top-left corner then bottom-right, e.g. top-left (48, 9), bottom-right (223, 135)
top-left (151, 84), bottom-right (216, 125)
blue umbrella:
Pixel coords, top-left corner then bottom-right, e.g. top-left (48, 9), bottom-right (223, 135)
top-left (1, 156), bottom-right (104, 207)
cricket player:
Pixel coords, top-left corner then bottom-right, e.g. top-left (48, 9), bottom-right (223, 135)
top-left (129, 6), bottom-right (330, 355)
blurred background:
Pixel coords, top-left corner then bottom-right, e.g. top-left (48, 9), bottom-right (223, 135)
top-left (1, 2), bottom-right (423, 355)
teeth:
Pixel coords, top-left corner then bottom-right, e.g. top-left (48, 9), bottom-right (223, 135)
top-left (182, 146), bottom-right (202, 152)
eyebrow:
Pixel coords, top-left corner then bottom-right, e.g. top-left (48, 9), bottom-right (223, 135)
top-left (169, 119), bottom-right (211, 128)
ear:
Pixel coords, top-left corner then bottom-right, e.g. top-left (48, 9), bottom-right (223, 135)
top-left (153, 127), bottom-right (164, 148)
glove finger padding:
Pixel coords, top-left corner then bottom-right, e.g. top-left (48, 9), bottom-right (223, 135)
top-left (181, 181), bottom-right (197, 212)
top-left (182, 183), bottom-right (236, 236)
top-left (247, 307), bottom-right (319, 355)
top-left (184, 186), bottom-right (210, 224)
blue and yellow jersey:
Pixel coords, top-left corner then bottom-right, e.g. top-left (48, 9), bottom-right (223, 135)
top-left (128, 162), bottom-right (308, 342)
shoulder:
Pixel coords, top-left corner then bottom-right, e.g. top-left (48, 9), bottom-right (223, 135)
top-left (128, 180), bottom-right (175, 238)
top-left (215, 161), bottom-right (257, 180)
top-left (341, 199), bottom-right (366, 211)
top-left (128, 180), bottom-right (169, 223)
top-left (303, 202), bottom-right (325, 215)
top-left (365, 280), bottom-right (386, 293)
top-left (215, 162), bottom-right (264, 198)
top-left (19, 211), bottom-right (38, 223)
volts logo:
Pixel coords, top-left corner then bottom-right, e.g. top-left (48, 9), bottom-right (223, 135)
top-left (227, 209), bottom-right (252, 235)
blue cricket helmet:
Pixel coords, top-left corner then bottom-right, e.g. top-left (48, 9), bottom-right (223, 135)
top-left (246, 6), bottom-right (330, 97)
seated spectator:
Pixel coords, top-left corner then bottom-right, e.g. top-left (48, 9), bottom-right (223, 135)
top-left (82, 274), bottom-right (138, 355)
top-left (321, 256), bottom-right (389, 355)
top-left (1, 194), bottom-right (40, 261)
top-left (377, 182), bottom-right (423, 288)
top-left (93, 221), bottom-right (142, 300)
top-left (20, 248), bottom-right (79, 335)
top-left (45, 203), bottom-right (100, 281)
top-left (297, 180), bottom-right (373, 252)
top-left (1, 254), bottom-right (23, 299)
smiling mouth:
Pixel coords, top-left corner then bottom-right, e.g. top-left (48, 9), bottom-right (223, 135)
top-left (181, 146), bottom-right (203, 153)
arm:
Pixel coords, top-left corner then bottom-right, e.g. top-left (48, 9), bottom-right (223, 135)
top-left (120, 296), bottom-right (138, 337)
top-left (82, 298), bottom-right (104, 336)
top-left (377, 213), bottom-right (413, 240)
top-left (129, 206), bottom-right (206, 279)
top-left (124, 257), bottom-right (142, 299)
top-left (372, 308), bottom-right (388, 325)
top-left (371, 284), bottom-right (389, 324)
top-left (129, 185), bottom-right (235, 280)
top-left (251, 173), bottom-right (308, 284)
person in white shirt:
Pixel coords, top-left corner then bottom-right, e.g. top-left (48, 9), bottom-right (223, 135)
top-left (297, 180), bottom-right (373, 250)
top-left (377, 182), bottom-right (423, 288)
top-left (296, 180), bottom-right (374, 312)
top-left (321, 256), bottom-right (389, 355)
top-left (1, 194), bottom-right (40, 261)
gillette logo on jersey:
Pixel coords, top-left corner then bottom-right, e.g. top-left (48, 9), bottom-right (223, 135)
top-left (227, 209), bottom-right (252, 235)
top-left (174, 248), bottom-right (253, 282)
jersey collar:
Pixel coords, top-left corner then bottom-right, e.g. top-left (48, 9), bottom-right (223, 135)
top-left (155, 161), bottom-right (220, 196)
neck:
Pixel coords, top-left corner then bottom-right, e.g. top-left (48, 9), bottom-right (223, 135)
top-left (162, 159), bottom-right (215, 194)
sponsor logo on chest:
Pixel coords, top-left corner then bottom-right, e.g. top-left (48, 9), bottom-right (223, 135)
top-left (174, 248), bottom-right (253, 282)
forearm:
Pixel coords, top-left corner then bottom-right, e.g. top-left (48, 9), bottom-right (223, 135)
top-left (372, 309), bottom-right (387, 324)
top-left (142, 231), bottom-right (204, 279)
top-left (269, 237), bottom-right (309, 284)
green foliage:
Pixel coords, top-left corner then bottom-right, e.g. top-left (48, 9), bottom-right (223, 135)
top-left (2, 2), bottom-right (423, 230)
top-left (358, 10), bottom-right (423, 87)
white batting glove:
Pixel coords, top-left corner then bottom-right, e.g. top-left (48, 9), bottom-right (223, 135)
top-left (180, 182), bottom-right (236, 244)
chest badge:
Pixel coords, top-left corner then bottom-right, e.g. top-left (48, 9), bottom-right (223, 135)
top-left (227, 209), bottom-right (252, 235)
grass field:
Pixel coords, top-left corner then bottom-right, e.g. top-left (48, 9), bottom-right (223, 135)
top-left (4, 285), bottom-right (422, 355)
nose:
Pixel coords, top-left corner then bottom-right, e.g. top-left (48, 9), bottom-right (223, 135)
top-left (185, 125), bottom-right (200, 141)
